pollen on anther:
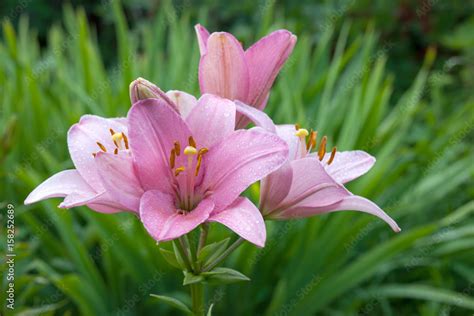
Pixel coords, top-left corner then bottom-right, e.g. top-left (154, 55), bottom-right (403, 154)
top-left (174, 141), bottom-right (181, 155)
top-left (174, 166), bottom-right (185, 176)
top-left (189, 136), bottom-right (196, 148)
top-left (170, 149), bottom-right (176, 168)
top-left (318, 136), bottom-right (327, 161)
top-left (122, 132), bottom-right (129, 149)
top-left (328, 147), bottom-right (337, 165)
top-left (96, 142), bottom-right (107, 152)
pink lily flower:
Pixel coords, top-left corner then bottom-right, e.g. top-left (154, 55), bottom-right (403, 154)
top-left (259, 125), bottom-right (401, 232)
top-left (130, 95), bottom-right (288, 247)
top-left (24, 115), bottom-right (143, 213)
top-left (195, 24), bottom-right (297, 127)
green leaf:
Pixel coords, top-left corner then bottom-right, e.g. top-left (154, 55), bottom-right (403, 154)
top-left (183, 271), bottom-right (205, 285)
top-left (197, 238), bottom-right (230, 265)
top-left (159, 248), bottom-right (183, 269)
top-left (150, 294), bottom-right (193, 315)
top-left (207, 303), bottom-right (214, 316)
top-left (201, 267), bottom-right (250, 285)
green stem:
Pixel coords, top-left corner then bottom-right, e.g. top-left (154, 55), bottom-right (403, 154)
top-left (197, 223), bottom-right (209, 256)
top-left (190, 282), bottom-right (205, 316)
top-left (176, 238), bottom-right (193, 272)
top-left (202, 237), bottom-right (245, 272)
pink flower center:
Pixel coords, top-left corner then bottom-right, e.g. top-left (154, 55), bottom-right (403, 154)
top-left (92, 128), bottom-right (129, 157)
top-left (168, 136), bottom-right (209, 211)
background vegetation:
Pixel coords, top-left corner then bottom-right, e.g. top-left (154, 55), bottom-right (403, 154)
top-left (1, 0), bottom-right (473, 315)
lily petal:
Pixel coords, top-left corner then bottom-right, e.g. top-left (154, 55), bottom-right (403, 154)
top-left (24, 169), bottom-right (94, 205)
top-left (280, 195), bottom-right (401, 232)
top-left (140, 190), bottom-right (214, 242)
top-left (234, 100), bottom-right (276, 132)
top-left (186, 94), bottom-right (236, 148)
top-left (166, 90), bottom-right (198, 118)
top-left (275, 124), bottom-right (301, 160)
top-left (322, 150), bottom-right (376, 184)
top-left (208, 197), bottom-right (266, 247)
top-left (94, 152), bottom-right (143, 212)
top-left (262, 157), bottom-right (348, 218)
top-left (68, 115), bottom-right (128, 190)
top-left (128, 99), bottom-right (192, 193)
top-left (195, 24), bottom-right (210, 55)
top-left (201, 129), bottom-right (288, 209)
top-left (59, 191), bottom-right (125, 213)
top-left (199, 32), bottom-right (249, 102)
top-left (245, 30), bottom-right (297, 109)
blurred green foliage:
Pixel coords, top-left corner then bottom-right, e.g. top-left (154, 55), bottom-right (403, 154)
top-left (1, 0), bottom-right (473, 315)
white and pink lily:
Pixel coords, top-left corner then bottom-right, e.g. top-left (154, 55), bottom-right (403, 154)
top-left (259, 125), bottom-right (401, 232)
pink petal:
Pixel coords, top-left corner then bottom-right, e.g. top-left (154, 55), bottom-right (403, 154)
top-left (194, 24), bottom-right (210, 55)
top-left (68, 115), bottom-right (128, 190)
top-left (234, 100), bottom-right (276, 132)
top-left (198, 32), bottom-right (249, 102)
top-left (24, 169), bottom-right (95, 205)
top-left (185, 94), bottom-right (236, 148)
top-left (129, 77), bottom-right (178, 112)
top-left (59, 191), bottom-right (124, 213)
top-left (262, 157), bottom-right (348, 218)
top-left (322, 150), bottom-right (376, 184)
top-left (245, 30), bottom-right (297, 109)
top-left (283, 195), bottom-right (401, 232)
top-left (166, 90), bottom-right (198, 118)
top-left (128, 99), bottom-right (192, 193)
top-left (208, 197), bottom-right (266, 247)
top-left (275, 124), bottom-right (301, 160)
top-left (140, 190), bottom-right (214, 242)
top-left (94, 152), bottom-right (144, 212)
top-left (259, 162), bottom-right (293, 214)
top-left (200, 129), bottom-right (288, 210)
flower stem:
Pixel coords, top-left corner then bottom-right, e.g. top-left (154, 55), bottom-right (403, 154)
top-left (202, 237), bottom-right (245, 272)
top-left (197, 223), bottom-right (209, 255)
top-left (190, 282), bottom-right (205, 316)
top-left (176, 238), bottom-right (193, 272)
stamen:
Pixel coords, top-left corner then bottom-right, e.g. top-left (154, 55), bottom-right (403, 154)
top-left (328, 147), bottom-right (337, 165)
top-left (295, 128), bottom-right (309, 138)
top-left (122, 132), bottom-right (129, 149)
top-left (295, 123), bottom-right (301, 130)
top-left (109, 128), bottom-right (115, 136)
top-left (92, 153), bottom-right (97, 157)
top-left (195, 148), bottom-right (208, 176)
top-left (188, 136), bottom-right (196, 148)
top-left (170, 149), bottom-right (176, 168)
top-left (174, 141), bottom-right (181, 156)
top-left (114, 148), bottom-right (118, 155)
top-left (306, 130), bottom-right (316, 151)
top-left (96, 142), bottom-right (107, 152)
top-left (318, 136), bottom-right (327, 161)
top-left (184, 146), bottom-right (198, 156)
top-left (174, 166), bottom-right (185, 176)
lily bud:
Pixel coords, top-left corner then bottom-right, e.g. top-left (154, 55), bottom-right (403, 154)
top-left (129, 77), bottom-right (177, 111)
